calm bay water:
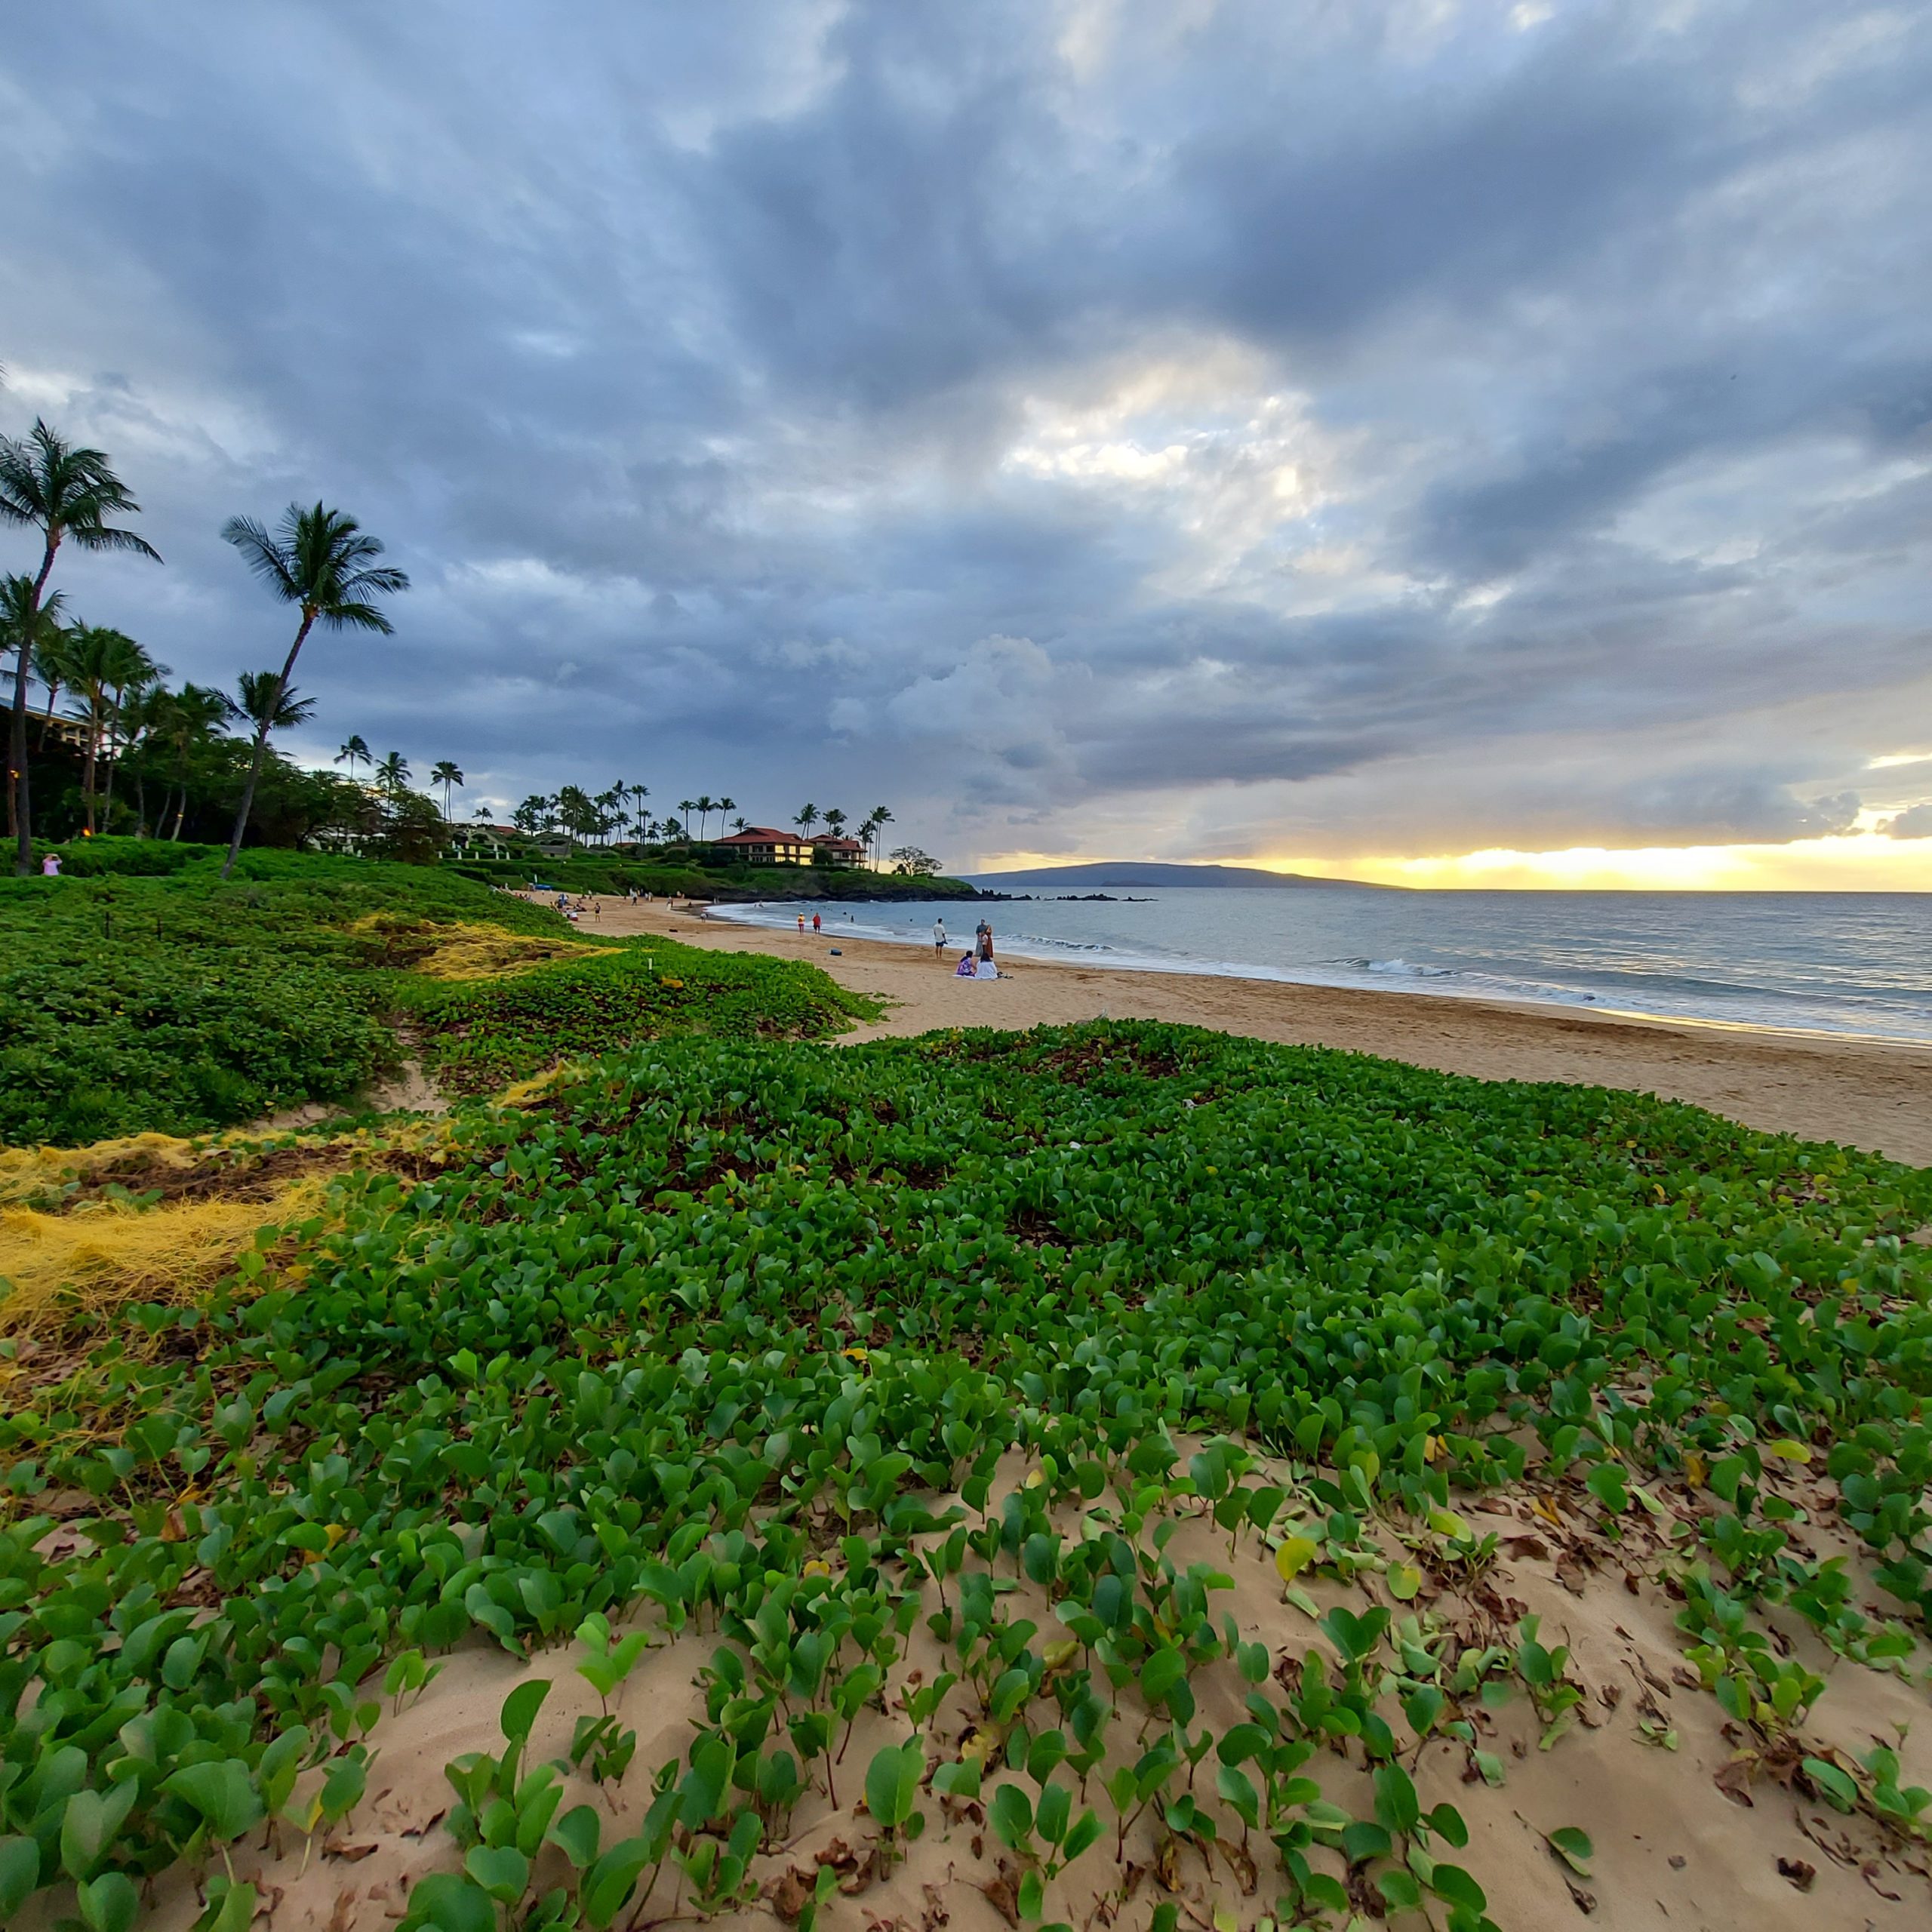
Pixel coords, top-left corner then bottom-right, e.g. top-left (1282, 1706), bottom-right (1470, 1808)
top-left (715, 887), bottom-right (1932, 1045)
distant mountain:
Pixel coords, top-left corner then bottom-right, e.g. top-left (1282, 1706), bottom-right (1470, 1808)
top-left (965, 860), bottom-right (1388, 891)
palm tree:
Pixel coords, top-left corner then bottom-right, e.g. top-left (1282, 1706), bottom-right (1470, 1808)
top-left (33, 616), bottom-right (81, 749)
top-left (65, 625), bottom-right (150, 832)
top-left (0, 421), bottom-right (162, 872)
top-left (226, 670), bottom-right (319, 734)
top-left (152, 683), bottom-right (229, 839)
top-left (430, 759), bottom-right (464, 817)
top-left (100, 635), bottom-right (167, 829)
top-left (218, 501), bottom-right (408, 878)
top-left (0, 579), bottom-right (66, 828)
top-left (627, 782), bottom-right (651, 840)
top-left (823, 807), bottom-right (848, 841)
top-left (866, 804), bottom-right (894, 869)
top-left (717, 795), bottom-right (737, 838)
top-left (334, 734), bottom-right (371, 783)
top-left (794, 802), bottom-right (819, 842)
top-left (731, 815), bottom-right (748, 833)
top-left (677, 798), bottom-right (697, 841)
top-left (373, 750), bottom-right (412, 798)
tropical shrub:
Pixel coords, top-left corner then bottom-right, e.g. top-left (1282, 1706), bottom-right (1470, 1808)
top-left (2, 1021), bottom-right (1928, 1923)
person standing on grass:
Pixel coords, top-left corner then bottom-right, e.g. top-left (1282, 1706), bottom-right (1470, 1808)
top-left (933, 915), bottom-right (946, 959)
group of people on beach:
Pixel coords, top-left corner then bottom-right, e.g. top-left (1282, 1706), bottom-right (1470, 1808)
top-left (934, 915), bottom-right (998, 978)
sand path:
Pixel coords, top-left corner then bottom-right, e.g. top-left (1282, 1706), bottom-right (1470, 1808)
top-left (543, 896), bottom-right (1932, 1166)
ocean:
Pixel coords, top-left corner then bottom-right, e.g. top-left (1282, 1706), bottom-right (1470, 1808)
top-left (712, 887), bottom-right (1932, 1046)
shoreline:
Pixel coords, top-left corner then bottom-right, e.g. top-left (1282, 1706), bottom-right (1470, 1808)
top-left (711, 900), bottom-right (1932, 1052)
top-left (534, 894), bottom-right (1932, 1165)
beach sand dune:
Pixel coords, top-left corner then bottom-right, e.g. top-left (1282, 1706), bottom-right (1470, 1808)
top-left (565, 897), bottom-right (1932, 1166)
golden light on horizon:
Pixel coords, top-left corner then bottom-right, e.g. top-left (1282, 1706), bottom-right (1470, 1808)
top-left (978, 835), bottom-right (1932, 891)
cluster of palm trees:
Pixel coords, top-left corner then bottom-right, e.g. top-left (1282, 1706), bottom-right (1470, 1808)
top-left (333, 737), bottom-right (466, 817)
top-left (793, 801), bottom-right (895, 867)
top-left (512, 782), bottom-right (654, 844)
top-left (0, 416), bottom-right (408, 877)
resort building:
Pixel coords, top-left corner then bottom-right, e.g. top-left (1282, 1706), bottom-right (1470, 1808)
top-left (810, 834), bottom-right (864, 868)
top-left (711, 826), bottom-right (816, 865)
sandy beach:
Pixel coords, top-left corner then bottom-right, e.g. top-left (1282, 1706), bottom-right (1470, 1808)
top-left (550, 895), bottom-right (1932, 1166)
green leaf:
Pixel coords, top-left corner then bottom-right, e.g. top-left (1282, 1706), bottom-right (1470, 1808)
top-left (1429, 1863), bottom-right (1487, 1912)
top-left (0, 1837), bottom-right (40, 1918)
top-left (1377, 1866), bottom-right (1423, 1912)
top-left (78, 1871), bottom-right (140, 1932)
top-left (404, 1872), bottom-right (499, 1932)
top-left (61, 1782), bottom-right (139, 1881)
top-left (1139, 1647), bottom-right (1186, 1709)
top-left (1804, 1758), bottom-right (1859, 1811)
top-left (499, 1678), bottom-right (552, 1751)
top-left (583, 1838), bottom-right (656, 1930)
top-left (1546, 1826), bottom-right (1593, 1876)
top-left (465, 1844), bottom-right (531, 1903)
top-left (549, 1804), bottom-right (601, 1869)
top-left (864, 1738), bottom-right (924, 1832)
top-left (1386, 1561), bottom-right (1422, 1601)
top-left (989, 1783), bottom-right (1034, 1850)
top-left (162, 1760), bottom-right (263, 1842)
top-left (1373, 1764), bottom-right (1420, 1835)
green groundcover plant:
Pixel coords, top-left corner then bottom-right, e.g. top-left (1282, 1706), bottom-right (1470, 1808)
top-left (0, 854), bottom-right (869, 1143)
top-left (2, 1021), bottom-right (1929, 1926)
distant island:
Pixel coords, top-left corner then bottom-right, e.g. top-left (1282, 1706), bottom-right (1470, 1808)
top-left (966, 860), bottom-right (1390, 891)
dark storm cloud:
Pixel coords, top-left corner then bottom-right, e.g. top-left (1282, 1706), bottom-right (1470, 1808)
top-left (2, 0), bottom-right (1929, 861)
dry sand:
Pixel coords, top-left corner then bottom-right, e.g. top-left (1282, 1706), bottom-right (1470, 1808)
top-left (560, 896), bottom-right (1932, 1166)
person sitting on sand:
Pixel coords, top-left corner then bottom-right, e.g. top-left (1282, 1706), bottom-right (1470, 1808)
top-left (955, 952), bottom-right (977, 977)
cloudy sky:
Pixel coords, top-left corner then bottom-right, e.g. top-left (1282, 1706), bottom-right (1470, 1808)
top-left (5, 0), bottom-right (1930, 885)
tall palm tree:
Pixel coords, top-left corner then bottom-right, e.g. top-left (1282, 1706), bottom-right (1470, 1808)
top-left (32, 615), bottom-right (80, 749)
top-left (628, 783), bottom-right (650, 838)
top-left (153, 682), bottom-right (229, 839)
top-left (65, 624), bottom-right (149, 832)
top-left (794, 802), bottom-right (819, 842)
top-left (0, 421), bottom-right (162, 871)
top-left (218, 501), bottom-right (408, 878)
top-left (677, 798), bottom-right (697, 840)
top-left (717, 795), bottom-right (737, 837)
top-left (374, 750), bottom-right (412, 798)
top-left (0, 579), bottom-right (66, 828)
top-left (430, 759), bottom-right (464, 817)
top-left (334, 734), bottom-right (371, 782)
top-left (694, 794), bottom-right (717, 840)
top-left (866, 804), bottom-right (894, 869)
top-left (823, 807), bottom-right (848, 841)
top-left (100, 635), bottom-right (167, 828)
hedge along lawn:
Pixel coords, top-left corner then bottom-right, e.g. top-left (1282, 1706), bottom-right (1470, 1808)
top-left (3, 1020), bottom-right (1930, 1930)
top-left (0, 854), bottom-right (872, 1145)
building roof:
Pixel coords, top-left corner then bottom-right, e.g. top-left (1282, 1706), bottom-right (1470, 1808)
top-left (811, 835), bottom-right (863, 851)
top-left (713, 826), bottom-right (802, 845)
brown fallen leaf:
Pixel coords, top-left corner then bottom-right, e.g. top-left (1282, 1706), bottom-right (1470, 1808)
top-left (1566, 1879), bottom-right (1597, 1914)
top-left (920, 1880), bottom-right (951, 1932)
top-left (1714, 1759), bottom-right (1756, 1808)
top-left (1776, 1857), bottom-right (1816, 1894)
top-left (325, 1887), bottom-right (359, 1932)
top-left (980, 1860), bottom-right (1023, 1929)
top-left (765, 1868), bottom-right (814, 1923)
top-left (400, 1808), bottom-right (446, 1840)
top-left (323, 1838), bottom-right (379, 1863)
top-left (1155, 1832), bottom-right (1185, 1892)
top-left (1670, 1666), bottom-right (1701, 1690)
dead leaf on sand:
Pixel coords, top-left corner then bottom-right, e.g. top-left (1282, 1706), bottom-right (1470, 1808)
top-left (1776, 1857), bottom-right (1817, 1893)
top-left (765, 1867), bottom-right (814, 1922)
top-left (980, 1859), bottom-right (1023, 1928)
top-left (1714, 1758), bottom-right (1757, 1808)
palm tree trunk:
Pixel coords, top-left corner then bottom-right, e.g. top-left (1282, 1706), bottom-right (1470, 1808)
top-left (82, 711), bottom-right (102, 834)
top-left (102, 697), bottom-right (120, 826)
top-left (11, 536), bottom-right (59, 875)
top-left (35, 681), bottom-right (60, 750)
top-left (221, 612), bottom-right (313, 880)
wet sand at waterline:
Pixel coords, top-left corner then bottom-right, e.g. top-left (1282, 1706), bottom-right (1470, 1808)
top-left (544, 897), bottom-right (1932, 1166)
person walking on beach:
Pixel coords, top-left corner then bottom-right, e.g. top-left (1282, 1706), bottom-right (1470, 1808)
top-left (933, 916), bottom-right (946, 959)
top-left (812, 912), bottom-right (822, 934)
top-left (797, 912), bottom-right (806, 934)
